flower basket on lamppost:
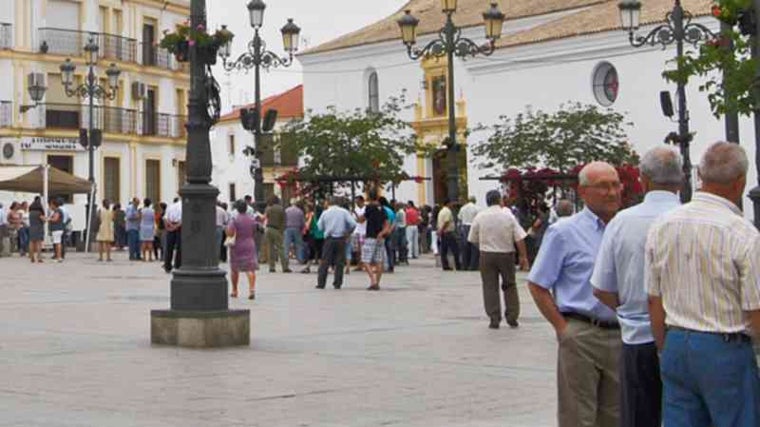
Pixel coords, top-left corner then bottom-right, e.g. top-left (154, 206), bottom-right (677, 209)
top-left (160, 21), bottom-right (234, 64)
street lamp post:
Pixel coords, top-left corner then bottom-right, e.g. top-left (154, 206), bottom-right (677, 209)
top-left (219, 0), bottom-right (301, 213)
top-left (151, 0), bottom-right (249, 348)
top-left (58, 38), bottom-right (121, 242)
top-left (618, 0), bottom-right (715, 203)
top-left (397, 1), bottom-right (505, 203)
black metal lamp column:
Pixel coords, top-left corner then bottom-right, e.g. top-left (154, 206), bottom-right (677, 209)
top-left (219, 0), bottom-right (301, 213)
top-left (749, 0), bottom-right (760, 226)
top-left (169, 0), bottom-right (228, 311)
top-left (618, 0), bottom-right (715, 203)
top-left (59, 39), bottom-right (120, 243)
top-left (397, 1), bottom-right (505, 203)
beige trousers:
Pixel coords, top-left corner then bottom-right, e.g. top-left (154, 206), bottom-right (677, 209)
top-left (479, 251), bottom-right (519, 323)
top-left (557, 318), bottom-right (622, 427)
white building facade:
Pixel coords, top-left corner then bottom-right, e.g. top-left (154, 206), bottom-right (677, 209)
top-left (0, 0), bottom-right (192, 231)
top-left (298, 0), bottom-right (756, 217)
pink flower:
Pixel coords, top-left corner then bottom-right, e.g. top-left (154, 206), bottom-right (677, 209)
top-left (196, 24), bottom-right (205, 31)
top-left (188, 39), bottom-right (196, 46)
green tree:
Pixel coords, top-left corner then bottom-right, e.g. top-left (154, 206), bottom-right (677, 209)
top-left (279, 94), bottom-right (418, 192)
top-left (472, 102), bottom-right (638, 173)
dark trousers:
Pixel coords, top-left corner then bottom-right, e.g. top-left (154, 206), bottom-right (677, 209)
top-left (395, 227), bottom-right (408, 263)
top-left (479, 252), bottom-right (519, 323)
top-left (317, 237), bottom-right (346, 288)
top-left (385, 234), bottom-right (395, 271)
top-left (440, 231), bottom-right (461, 270)
top-left (127, 229), bottom-right (140, 260)
top-left (621, 342), bottom-right (661, 427)
top-left (460, 225), bottom-right (479, 270)
top-left (661, 329), bottom-right (760, 427)
top-left (164, 230), bottom-right (181, 271)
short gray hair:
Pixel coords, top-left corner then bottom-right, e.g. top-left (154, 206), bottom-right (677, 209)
top-left (578, 161), bottom-right (616, 186)
top-left (640, 146), bottom-right (683, 186)
top-left (698, 141), bottom-right (748, 185)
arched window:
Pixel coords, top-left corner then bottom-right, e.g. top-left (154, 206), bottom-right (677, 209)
top-left (368, 71), bottom-right (379, 113)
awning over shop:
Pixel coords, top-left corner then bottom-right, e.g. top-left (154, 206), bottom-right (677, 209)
top-left (0, 165), bottom-right (92, 194)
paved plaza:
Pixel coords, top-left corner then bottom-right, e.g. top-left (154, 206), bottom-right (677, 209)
top-left (2, 252), bottom-right (559, 426)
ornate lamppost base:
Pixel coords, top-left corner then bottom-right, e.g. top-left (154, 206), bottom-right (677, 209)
top-left (150, 309), bottom-right (250, 348)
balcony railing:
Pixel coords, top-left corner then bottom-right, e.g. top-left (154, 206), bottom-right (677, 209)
top-left (40, 103), bottom-right (184, 138)
top-left (0, 23), bottom-right (11, 49)
top-left (0, 101), bottom-right (12, 127)
top-left (140, 43), bottom-right (178, 70)
top-left (38, 28), bottom-right (137, 63)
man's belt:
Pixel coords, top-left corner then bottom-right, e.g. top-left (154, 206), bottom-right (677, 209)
top-left (562, 312), bottom-right (620, 330)
top-left (667, 325), bottom-right (752, 343)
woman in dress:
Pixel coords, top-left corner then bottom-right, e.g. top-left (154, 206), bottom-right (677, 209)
top-left (301, 201), bottom-right (325, 274)
top-left (227, 200), bottom-right (258, 300)
top-left (96, 199), bottom-right (114, 262)
top-left (27, 197), bottom-right (45, 263)
top-left (139, 198), bottom-right (155, 262)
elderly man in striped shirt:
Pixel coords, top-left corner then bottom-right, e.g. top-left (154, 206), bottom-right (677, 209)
top-left (646, 141), bottom-right (760, 427)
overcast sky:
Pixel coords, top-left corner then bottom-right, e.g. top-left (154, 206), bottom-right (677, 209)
top-left (207, 0), bottom-right (407, 112)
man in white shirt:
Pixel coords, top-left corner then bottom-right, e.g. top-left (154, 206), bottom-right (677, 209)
top-left (468, 190), bottom-right (529, 329)
top-left (458, 196), bottom-right (481, 271)
top-left (163, 198), bottom-right (182, 273)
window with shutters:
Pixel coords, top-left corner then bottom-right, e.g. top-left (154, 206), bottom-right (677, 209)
top-left (103, 157), bottom-right (120, 203)
top-left (228, 134), bottom-right (235, 156)
top-left (229, 183), bottom-right (236, 203)
top-left (177, 160), bottom-right (186, 193)
top-left (368, 71), bottom-right (379, 113)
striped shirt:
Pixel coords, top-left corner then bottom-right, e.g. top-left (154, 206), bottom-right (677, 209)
top-left (645, 192), bottom-right (760, 334)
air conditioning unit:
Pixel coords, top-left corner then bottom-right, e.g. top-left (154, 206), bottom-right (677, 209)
top-left (132, 81), bottom-right (146, 101)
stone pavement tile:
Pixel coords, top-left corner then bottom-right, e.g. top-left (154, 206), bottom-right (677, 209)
top-left (0, 252), bottom-right (558, 426)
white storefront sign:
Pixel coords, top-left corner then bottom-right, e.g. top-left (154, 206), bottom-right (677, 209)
top-left (19, 137), bottom-right (85, 152)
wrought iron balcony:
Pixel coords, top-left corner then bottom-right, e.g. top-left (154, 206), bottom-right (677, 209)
top-left (40, 103), bottom-right (184, 138)
top-left (140, 112), bottom-right (187, 138)
top-left (38, 28), bottom-right (137, 63)
top-left (0, 101), bottom-right (12, 127)
top-left (0, 23), bottom-right (11, 49)
top-left (139, 43), bottom-right (178, 70)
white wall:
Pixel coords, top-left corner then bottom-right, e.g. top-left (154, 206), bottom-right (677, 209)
top-left (300, 17), bottom-right (759, 219)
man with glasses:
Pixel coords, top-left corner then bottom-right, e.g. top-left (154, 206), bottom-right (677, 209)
top-left (528, 161), bottom-right (623, 427)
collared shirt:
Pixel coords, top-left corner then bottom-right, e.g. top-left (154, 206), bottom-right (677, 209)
top-left (215, 205), bottom-right (228, 228)
top-left (646, 192), bottom-right (760, 334)
top-left (591, 191), bottom-right (681, 344)
top-left (165, 201), bottom-right (182, 224)
top-left (528, 207), bottom-right (617, 322)
top-left (458, 202), bottom-right (480, 225)
top-left (265, 204), bottom-right (285, 230)
top-left (437, 206), bottom-right (455, 233)
top-left (468, 205), bottom-right (527, 253)
top-left (353, 206), bottom-right (367, 236)
top-left (317, 205), bottom-right (356, 238)
top-left (285, 205), bottom-right (305, 229)
top-left (405, 207), bottom-right (420, 226)
top-left (125, 204), bottom-right (140, 231)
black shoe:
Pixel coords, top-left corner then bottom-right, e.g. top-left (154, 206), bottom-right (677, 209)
top-left (442, 267), bottom-right (453, 271)
top-left (283, 269), bottom-right (293, 273)
top-left (333, 285), bottom-right (342, 290)
top-left (315, 285), bottom-right (325, 289)
top-left (269, 269), bottom-right (276, 273)
top-left (507, 319), bottom-right (519, 328)
top-left (489, 320), bottom-right (500, 329)
top-left (367, 285), bottom-right (380, 291)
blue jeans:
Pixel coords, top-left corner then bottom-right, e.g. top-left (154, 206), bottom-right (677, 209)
top-left (18, 227), bottom-right (29, 254)
top-left (661, 328), bottom-right (760, 427)
top-left (127, 229), bottom-right (140, 260)
top-left (284, 227), bottom-right (304, 264)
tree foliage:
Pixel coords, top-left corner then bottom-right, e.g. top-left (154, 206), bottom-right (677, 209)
top-left (279, 94), bottom-right (418, 192)
top-left (472, 102), bottom-right (638, 173)
top-left (663, 0), bottom-right (757, 117)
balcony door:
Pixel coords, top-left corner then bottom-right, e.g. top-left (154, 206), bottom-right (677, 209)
top-left (142, 22), bottom-right (156, 66)
top-left (142, 88), bottom-right (156, 136)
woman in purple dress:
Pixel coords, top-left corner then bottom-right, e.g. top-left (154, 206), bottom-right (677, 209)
top-left (227, 200), bottom-right (258, 300)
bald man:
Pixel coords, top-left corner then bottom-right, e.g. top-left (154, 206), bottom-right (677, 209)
top-left (528, 162), bottom-right (623, 427)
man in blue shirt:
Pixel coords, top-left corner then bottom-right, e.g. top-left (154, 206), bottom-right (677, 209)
top-left (527, 161), bottom-right (622, 427)
top-left (591, 148), bottom-right (682, 427)
top-left (316, 196), bottom-right (356, 289)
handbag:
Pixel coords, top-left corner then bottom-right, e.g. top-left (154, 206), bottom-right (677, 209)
top-left (224, 234), bottom-right (236, 247)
